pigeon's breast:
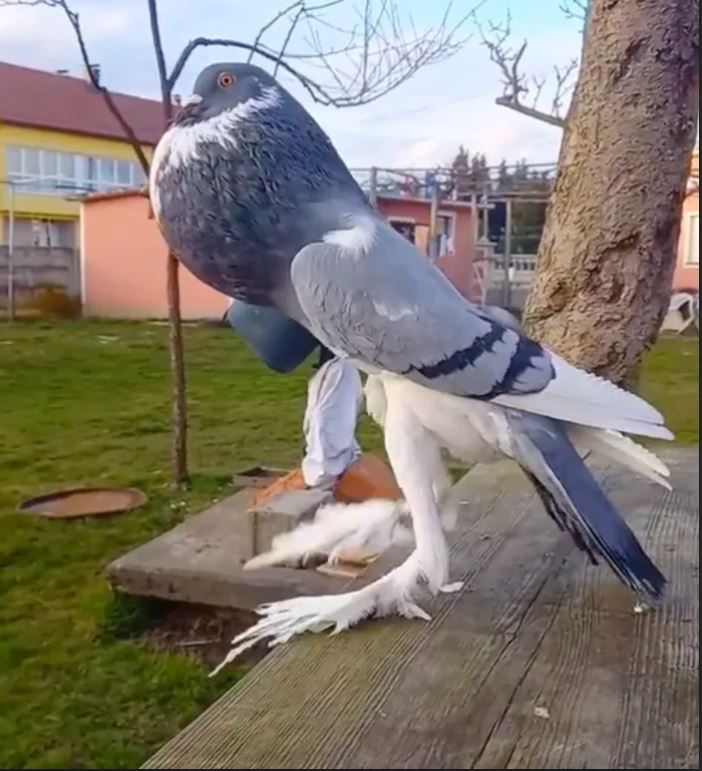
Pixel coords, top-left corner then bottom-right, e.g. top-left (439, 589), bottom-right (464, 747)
top-left (149, 110), bottom-right (368, 303)
top-left (150, 126), bottom-right (297, 302)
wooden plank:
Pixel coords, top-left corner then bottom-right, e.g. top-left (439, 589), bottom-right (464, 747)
top-left (471, 457), bottom-right (699, 769)
top-left (143, 464), bottom-right (570, 769)
top-left (143, 448), bottom-right (698, 770)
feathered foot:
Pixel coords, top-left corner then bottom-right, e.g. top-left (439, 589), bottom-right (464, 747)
top-left (211, 551), bottom-right (430, 676)
top-left (244, 498), bottom-right (411, 571)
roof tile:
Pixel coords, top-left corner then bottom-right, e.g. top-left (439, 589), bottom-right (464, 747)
top-left (0, 61), bottom-right (164, 146)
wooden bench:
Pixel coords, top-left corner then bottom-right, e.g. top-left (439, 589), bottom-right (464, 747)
top-left (144, 447), bottom-right (699, 769)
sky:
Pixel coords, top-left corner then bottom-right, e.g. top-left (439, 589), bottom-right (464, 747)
top-left (0, 0), bottom-right (584, 168)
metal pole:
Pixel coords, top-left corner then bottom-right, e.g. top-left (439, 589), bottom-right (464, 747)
top-left (482, 189), bottom-right (490, 241)
top-left (502, 197), bottom-right (512, 309)
top-left (428, 182), bottom-right (439, 262)
top-left (369, 166), bottom-right (378, 209)
top-left (7, 182), bottom-right (15, 321)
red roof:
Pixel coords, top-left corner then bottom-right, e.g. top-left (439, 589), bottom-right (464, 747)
top-left (0, 61), bottom-right (164, 146)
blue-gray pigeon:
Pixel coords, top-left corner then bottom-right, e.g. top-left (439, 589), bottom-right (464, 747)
top-left (149, 62), bottom-right (673, 666)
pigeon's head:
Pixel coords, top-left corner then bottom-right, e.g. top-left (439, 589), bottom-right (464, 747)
top-left (174, 62), bottom-right (281, 126)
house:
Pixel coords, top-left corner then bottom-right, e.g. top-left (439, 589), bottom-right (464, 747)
top-left (672, 146), bottom-right (699, 293)
top-left (79, 188), bottom-right (479, 320)
top-left (0, 61), bottom-right (162, 251)
top-left (375, 195), bottom-right (479, 300)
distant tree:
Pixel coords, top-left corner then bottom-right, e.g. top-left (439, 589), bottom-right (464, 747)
top-left (497, 159), bottom-right (511, 191)
top-left (470, 153), bottom-right (490, 186)
top-left (450, 145), bottom-right (472, 198)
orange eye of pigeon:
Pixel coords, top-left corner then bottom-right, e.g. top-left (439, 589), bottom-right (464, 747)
top-left (217, 72), bottom-right (236, 89)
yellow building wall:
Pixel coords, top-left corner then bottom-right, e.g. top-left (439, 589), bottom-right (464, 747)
top-left (0, 122), bottom-right (153, 240)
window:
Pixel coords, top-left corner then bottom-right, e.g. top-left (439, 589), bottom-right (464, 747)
top-left (6, 146), bottom-right (21, 175)
top-left (42, 151), bottom-right (58, 177)
top-left (29, 218), bottom-right (61, 247)
top-left (59, 153), bottom-right (75, 182)
top-left (132, 164), bottom-right (146, 185)
top-left (389, 219), bottom-right (416, 244)
top-left (436, 213), bottom-right (455, 257)
top-left (98, 158), bottom-right (116, 186)
top-left (116, 160), bottom-right (132, 185)
top-left (6, 145), bottom-right (148, 195)
top-left (40, 150), bottom-right (59, 193)
top-left (24, 148), bottom-right (40, 175)
top-left (686, 213), bottom-right (699, 266)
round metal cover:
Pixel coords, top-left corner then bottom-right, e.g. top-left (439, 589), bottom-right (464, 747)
top-left (18, 487), bottom-right (148, 519)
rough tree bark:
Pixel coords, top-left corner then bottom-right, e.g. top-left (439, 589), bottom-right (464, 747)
top-left (523, 0), bottom-right (699, 386)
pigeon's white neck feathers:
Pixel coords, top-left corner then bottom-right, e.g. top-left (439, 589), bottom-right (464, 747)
top-left (322, 214), bottom-right (376, 254)
top-left (149, 85), bottom-right (281, 219)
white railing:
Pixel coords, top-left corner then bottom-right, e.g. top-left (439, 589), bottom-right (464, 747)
top-left (486, 254), bottom-right (538, 290)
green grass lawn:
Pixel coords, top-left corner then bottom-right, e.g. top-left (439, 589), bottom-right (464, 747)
top-left (0, 321), bottom-right (697, 769)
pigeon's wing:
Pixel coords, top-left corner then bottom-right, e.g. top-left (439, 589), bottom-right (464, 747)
top-left (289, 223), bottom-right (553, 399)
top-left (289, 221), bottom-right (673, 440)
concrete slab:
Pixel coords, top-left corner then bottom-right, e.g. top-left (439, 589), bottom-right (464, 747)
top-left (107, 486), bottom-right (348, 611)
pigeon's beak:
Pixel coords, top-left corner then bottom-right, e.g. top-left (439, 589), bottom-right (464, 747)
top-left (174, 94), bottom-right (204, 125)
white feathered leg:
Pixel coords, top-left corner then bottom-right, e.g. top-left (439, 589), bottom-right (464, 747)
top-left (210, 551), bottom-right (430, 675)
top-left (384, 400), bottom-right (462, 595)
top-left (211, 395), bottom-right (458, 675)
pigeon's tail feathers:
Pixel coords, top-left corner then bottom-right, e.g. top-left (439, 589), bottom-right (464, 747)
top-left (493, 354), bottom-right (673, 441)
top-left (507, 412), bottom-right (667, 602)
top-left (569, 426), bottom-right (672, 490)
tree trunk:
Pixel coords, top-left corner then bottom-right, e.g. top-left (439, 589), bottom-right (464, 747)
top-left (523, 0), bottom-right (699, 386)
top-left (166, 250), bottom-right (189, 487)
top-left (147, 0), bottom-right (189, 489)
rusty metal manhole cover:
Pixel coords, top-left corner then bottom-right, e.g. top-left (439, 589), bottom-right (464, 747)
top-left (18, 487), bottom-right (148, 519)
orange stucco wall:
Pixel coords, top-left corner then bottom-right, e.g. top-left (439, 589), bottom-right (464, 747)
top-left (81, 192), bottom-right (479, 319)
top-left (81, 193), bottom-right (229, 319)
top-left (376, 198), bottom-right (477, 301)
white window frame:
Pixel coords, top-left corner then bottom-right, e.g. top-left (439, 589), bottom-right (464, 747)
top-left (6, 145), bottom-right (146, 195)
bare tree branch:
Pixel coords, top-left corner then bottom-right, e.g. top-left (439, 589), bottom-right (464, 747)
top-left (247, 0), bottom-right (306, 64)
top-left (144, 0), bottom-right (189, 486)
top-left (531, 75), bottom-right (545, 109)
top-left (273, 5), bottom-right (306, 77)
top-left (473, 9), bottom-right (571, 128)
top-left (559, 0), bottom-right (589, 28)
top-left (3, 0), bottom-right (478, 111)
top-left (167, 0), bottom-right (477, 109)
top-left (167, 37), bottom-right (327, 102)
top-left (293, 0), bottom-right (480, 106)
top-left (551, 59), bottom-right (578, 118)
top-left (147, 0), bottom-right (173, 123)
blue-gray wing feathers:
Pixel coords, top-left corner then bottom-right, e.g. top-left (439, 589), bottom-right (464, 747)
top-left (289, 223), bottom-right (554, 399)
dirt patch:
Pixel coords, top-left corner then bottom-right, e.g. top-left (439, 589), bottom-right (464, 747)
top-left (142, 600), bottom-right (268, 670)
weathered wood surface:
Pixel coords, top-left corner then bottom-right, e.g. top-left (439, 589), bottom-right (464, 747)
top-left (144, 448), bottom-right (699, 770)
